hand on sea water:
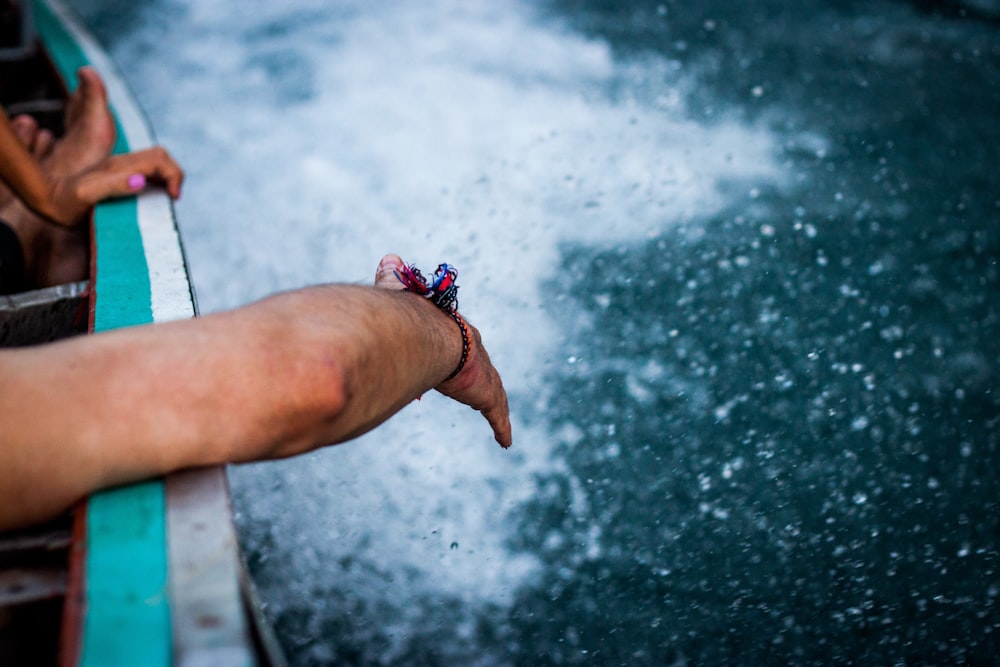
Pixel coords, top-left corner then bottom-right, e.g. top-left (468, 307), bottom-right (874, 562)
top-left (375, 253), bottom-right (512, 448)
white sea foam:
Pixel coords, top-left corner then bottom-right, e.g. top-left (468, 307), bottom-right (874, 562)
top-left (90, 0), bottom-right (787, 646)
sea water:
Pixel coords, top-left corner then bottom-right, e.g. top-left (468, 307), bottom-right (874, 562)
top-left (76, 0), bottom-right (999, 664)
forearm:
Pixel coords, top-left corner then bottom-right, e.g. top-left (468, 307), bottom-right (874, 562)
top-left (212, 284), bottom-right (465, 458)
top-left (0, 284), bottom-right (464, 529)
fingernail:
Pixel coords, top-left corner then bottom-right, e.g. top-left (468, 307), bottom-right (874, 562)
top-left (128, 174), bottom-right (146, 191)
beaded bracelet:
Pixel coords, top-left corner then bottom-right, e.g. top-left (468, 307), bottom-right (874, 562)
top-left (443, 311), bottom-right (471, 381)
top-left (395, 262), bottom-right (470, 381)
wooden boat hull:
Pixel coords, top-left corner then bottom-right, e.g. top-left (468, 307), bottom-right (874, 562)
top-left (0, 1), bottom-right (283, 664)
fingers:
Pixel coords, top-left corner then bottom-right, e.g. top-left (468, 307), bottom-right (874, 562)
top-left (464, 374), bottom-right (512, 448)
top-left (464, 330), bottom-right (512, 447)
top-left (436, 321), bottom-right (513, 448)
top-left (374, 254), bottom-right (407, 289)
top-left (75, 146), bottom-right (185, 204)
top-left (118, 146), bottom-right (185, 199)
top-left (483, 383), bottom-right (513, 448)
top-left (477, 357), bottom-right (513, 448)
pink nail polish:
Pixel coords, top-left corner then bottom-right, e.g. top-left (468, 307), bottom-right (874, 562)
top-left (128, 174), bottom-right (146, 191)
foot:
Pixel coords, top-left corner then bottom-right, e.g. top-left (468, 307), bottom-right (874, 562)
top-left (0, 68), bottom-right (116, 288)
top-left (42, 66), bottom-right (116, 181)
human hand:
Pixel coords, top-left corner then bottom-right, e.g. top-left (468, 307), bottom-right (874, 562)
top-left (375, 254), bottom-right (513, 448)
top-left (434, 319), bottom-right (513, 448)
top-left (46, 146), bottom-right (184, 226)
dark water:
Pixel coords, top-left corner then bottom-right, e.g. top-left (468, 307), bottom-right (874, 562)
top-left (75, 0), bottom-right (999, 664)
top-left (516, 1), bottom-right (1000, 664)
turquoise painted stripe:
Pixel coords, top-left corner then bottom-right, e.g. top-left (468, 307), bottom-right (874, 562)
top-left (79, 485), bottom-right (169, 665)
top-left (90, 197), bottom-right (154, 330)
top-left (33, 2), bottom-right (171, 665)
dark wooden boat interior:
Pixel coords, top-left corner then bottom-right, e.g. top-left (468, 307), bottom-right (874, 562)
top-left (2, 3), bottom-right (287, 664)
top-left (1, 1), bottom-right (90, 664)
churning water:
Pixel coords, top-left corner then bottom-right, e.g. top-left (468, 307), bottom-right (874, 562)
top-left (77, 0), bottom-right (998, 664)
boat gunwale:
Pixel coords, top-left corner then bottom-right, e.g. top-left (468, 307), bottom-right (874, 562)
top-left (23, 1), bottom-right (277, 664)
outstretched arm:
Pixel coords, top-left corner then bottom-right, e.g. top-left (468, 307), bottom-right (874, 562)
top-left (0, 283), bottom-right (511, 530)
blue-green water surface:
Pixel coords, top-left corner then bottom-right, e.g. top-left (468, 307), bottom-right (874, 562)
top-left (76, 0), bottom-right (998, 663)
